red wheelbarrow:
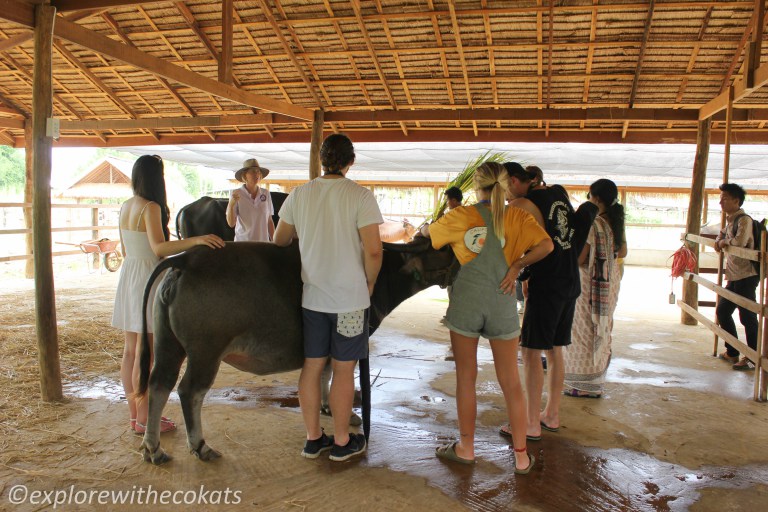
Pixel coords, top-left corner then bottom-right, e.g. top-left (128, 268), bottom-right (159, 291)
top-left (57, 238), bottom-right (123, 272)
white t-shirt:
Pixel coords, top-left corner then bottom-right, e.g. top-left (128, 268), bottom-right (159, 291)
top-left (232, 185), bottom-right (273, 242)
top-left (279, 177), bottom-right (383, 313)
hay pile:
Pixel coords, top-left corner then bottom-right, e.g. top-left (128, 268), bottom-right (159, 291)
top-left (0, 279), bottom-right (124, 467)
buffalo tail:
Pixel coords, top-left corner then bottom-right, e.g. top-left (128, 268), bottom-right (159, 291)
top-left (135, 252), bottom-right (188, 397)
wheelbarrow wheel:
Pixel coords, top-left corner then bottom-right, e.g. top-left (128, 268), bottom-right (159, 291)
top-left (104, 251), bottom-right (123, 272)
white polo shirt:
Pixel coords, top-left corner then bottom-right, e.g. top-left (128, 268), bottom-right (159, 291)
top-left (232, 185), bottom-right (273, 242)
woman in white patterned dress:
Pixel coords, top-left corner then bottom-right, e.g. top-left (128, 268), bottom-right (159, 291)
top-left (112, 155), bottom-right (225, 433)
top-left (563, 179), bottom-right (627, 398)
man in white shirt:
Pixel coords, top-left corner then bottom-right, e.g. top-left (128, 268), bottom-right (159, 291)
top-left (274, 134), bottom-right (383, 461)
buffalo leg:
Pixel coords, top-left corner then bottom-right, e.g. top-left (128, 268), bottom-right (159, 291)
top-left (177, 356), bottom-right (222, 461)
top-left (141, 328), bottom-right (185, 465)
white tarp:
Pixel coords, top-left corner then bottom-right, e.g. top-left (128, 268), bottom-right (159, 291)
top-left (117, 142), bottom-right (768, 189)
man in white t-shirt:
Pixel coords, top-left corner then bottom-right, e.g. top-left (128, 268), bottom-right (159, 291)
top-left (274, 134), bottom-right (383, 462)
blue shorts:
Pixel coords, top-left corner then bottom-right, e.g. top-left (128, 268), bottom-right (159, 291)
top-left (302, 308), bottom-right (369, 362)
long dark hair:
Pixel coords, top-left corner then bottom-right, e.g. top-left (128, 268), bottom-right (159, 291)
top-left (503, 162), bottom-right (543, 192)
top-left (320, 133), bottom-right (355, 175)
top-left (131, 155), bottom-right (170, 241)
top-left (589, 178), bottom-right (624, 249)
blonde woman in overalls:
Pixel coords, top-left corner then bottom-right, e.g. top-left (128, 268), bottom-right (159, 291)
top-left (428, 162), bottom-right (553, 474)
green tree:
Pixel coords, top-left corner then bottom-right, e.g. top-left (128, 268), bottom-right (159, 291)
top-left (0, 145), bottom-right (25, 190)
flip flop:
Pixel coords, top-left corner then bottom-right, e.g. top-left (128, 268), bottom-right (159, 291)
top-left (436, 441), bottom-right (475, 465)
top-left (514, 453), bottom-right (536, 475)
top-left (499, 425), bottom-right (541, 442)
top-left (563, 389), bottom-right (602, 398)
top-left (540, 420), bottom-right (559, 433)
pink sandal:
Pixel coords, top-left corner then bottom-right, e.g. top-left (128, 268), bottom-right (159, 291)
top-left (134, 417), bottom-right (177, 435)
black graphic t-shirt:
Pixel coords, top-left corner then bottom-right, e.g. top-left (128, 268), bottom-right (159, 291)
top-left (526, 185), bottom-right (598, 299)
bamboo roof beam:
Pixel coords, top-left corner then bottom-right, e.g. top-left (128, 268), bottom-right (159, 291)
top-left (670, 7), bottom-right (713, 128)
top-left (479, 0), bottom-right (498, 129)
top-left (427, 0), bottom-right (459, 129)
top-left (536, 0), bottom-right (543, 130)
top-left (447, 0), bottom-right (476, 136)
top-left (174, 1), bottom-right (219, 62)
top-left (745, 0), bottom-right (766, 88)
top-left (629, 0), bottom-right (655, 108)
top-left (0, 8), bottom-right (104, 53)
top-left (322, 0), bottom-right (380, 131)
top-left (349, 0), bottom-right (405, 135)
top-left (99, 11), bottom-right (216, 141)
top-left (235, 18), bottom-right (304, 135)
top-left (269, 0), bottom-right (337, 132)
top-left (255, 0), bottom-right (322, 107)
top-left (376, 0), bottom-right (415, 135)
top-left (53, 40), bottom-right (160, 141)
top-left (580, 0), bottom-right (599, 130)
top-left (0, 3), bottom-right (315, 120)
top-left (219, 0), bottom-right (233, 85)
top-left (545, 0), bottom-right (554, 135)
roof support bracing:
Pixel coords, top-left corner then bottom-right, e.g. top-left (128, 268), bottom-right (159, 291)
top-left (447, 0), bottom-right (476, 136)
top-left (0, 8), bottom-right (104, 53)
top-left (745, 0), bottom-right (766, 88)
top-left (0, 0), bottom-right (313, 120)
top-left (219, 0), bottom-right (233, 85)
top-left (628, 0), bottom-right (655, 108)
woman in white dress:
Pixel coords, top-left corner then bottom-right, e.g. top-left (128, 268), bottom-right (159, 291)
top-left (111, 155), bottom-right (225, 433)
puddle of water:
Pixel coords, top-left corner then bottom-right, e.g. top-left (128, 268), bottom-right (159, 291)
top-left (607, 358), bottom-right (754, 399)
top-left (64, 379), bottom-right (124, 401)
top-left (629, 343), bottom-right (660, 351)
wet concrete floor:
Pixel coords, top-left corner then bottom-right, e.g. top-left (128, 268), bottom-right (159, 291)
top-left (60, 266), bottom-right (768, 511)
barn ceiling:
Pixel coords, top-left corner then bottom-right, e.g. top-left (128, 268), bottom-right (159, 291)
top-left (2, 1), bottom-right (768, 148)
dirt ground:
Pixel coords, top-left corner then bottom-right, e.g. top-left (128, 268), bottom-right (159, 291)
top-left (1, 266), bottom-right (767, 511)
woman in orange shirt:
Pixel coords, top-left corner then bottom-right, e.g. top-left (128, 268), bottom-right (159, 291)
top-left (429, 162), bottom-right (553, 473)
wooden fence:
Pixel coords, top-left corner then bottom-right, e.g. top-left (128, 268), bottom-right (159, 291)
top-left (678, 233), bottom-right (767, 401)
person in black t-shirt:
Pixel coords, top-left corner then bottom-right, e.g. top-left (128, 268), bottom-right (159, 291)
top-left (499, 163), bottom-right (597, 441)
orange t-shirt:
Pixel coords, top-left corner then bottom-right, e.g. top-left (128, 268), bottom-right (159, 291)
top-left (429, 205), bottom-right (550, 266)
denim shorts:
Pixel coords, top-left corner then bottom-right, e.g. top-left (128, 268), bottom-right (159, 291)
top-left (302, 308), bottom-right (369, 361)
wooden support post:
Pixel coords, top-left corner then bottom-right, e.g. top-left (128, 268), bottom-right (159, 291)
top-left (91, 207), bottom-right (100, 270)
top-left (713, 88), bottom-right (735, 354)
top-left (32, 3), bottom-right (62, 402)
top-left (219, 0), bottom-right (233, 85)
top-left (23, 120), bottom-right (34, 279)
top-left (309, 109), bottom-right (324, 180)
top-left (746, 0), bottom-right (765, 88)
top-left (681, 119), bottom-right (710, 325)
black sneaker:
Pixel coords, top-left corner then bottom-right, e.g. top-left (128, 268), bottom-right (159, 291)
top-left (329, 433), bottom-right (367, 462)
top-left (301, 430), bottom-right (334, 459)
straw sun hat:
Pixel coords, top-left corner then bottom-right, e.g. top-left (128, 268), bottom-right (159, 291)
top-left (234, 158), bottom-right (270, 182)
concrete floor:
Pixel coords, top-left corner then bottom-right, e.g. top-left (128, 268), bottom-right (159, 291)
top-left (1, 265), bottom-right (767, 511)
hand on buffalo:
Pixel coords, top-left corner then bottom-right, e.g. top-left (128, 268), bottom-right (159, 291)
top-left (230, 190), bottom-right (241, 202)
top-left (194, 234), bottom-right (226, 249)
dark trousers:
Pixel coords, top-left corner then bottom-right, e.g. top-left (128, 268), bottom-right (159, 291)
top-left (716, 275), bottom-right (760, 358)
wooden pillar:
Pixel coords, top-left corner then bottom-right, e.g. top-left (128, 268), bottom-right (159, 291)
top-left (681, 118), bottom-right (710, 325)
top-left (309, 109), bottom-right (324, 179)
top-left (32, 3), bottom-right (62, 402)
top-left (218, 0), bottom-right (233, 84)
top-left (711, 87), bottom-right (735, 354)
top-left (24, 120), bottom-right (34, 279)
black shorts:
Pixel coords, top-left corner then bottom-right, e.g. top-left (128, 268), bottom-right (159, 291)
top-left (520, 292), bottom-right (577, 350)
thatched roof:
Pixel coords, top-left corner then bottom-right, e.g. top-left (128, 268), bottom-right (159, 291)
top-left (1, 1), bottom-right (768, 147)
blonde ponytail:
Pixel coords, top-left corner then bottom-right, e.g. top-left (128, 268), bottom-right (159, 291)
top-left (474, 162), bottom-right (508, 242)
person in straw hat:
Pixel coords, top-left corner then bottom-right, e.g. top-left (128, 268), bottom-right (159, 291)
top-left (226, 158), bottom-right (275, 241)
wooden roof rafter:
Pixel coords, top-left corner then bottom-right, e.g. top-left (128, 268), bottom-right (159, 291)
top-left (350, 0), bottom-right (406, 136)
top-left (98, 10), bottom-right (216, 142)
top-left (545, 0), bottom-right (554, 137)
top-left (447, 0), bottom-right (477, 137)
top-left (624, 0), bottom-right (656, 139)
top-left (426, 0), bottom-right (459, 129)
top-left (375, 0), bottom-right (416, 134)
top-left (322, 0), bottom-right (381, 131)
top-left (580, 0), bottom-right (599, 131)
top-left (479, 0), bottom-right (499, 129)
top-left (52, 40), bottom-right (160, 141)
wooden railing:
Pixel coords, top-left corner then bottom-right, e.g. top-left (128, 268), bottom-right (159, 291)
top-left (678, 233), bottom-right (767, 401)
top-left (0, 202), bottom-right (121, 263)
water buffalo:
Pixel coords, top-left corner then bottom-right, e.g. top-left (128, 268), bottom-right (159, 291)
top-left (175, 193), bottom-right (288, 240)
top-left (137, 236), bottom-right (457, 465)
